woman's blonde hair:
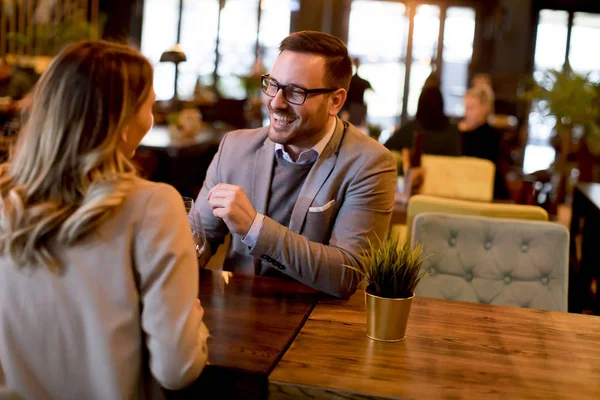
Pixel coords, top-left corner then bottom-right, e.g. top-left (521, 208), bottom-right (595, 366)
top-left (0, 40), bottom-right (153, 271)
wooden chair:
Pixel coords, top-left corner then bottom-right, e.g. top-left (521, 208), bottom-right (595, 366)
top-left (420, 155), bottom-right (496, 202)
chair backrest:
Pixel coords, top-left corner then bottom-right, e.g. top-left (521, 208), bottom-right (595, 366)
top-left (420, 155), bottom-right (495, 202)
top-left (411, 212), bottom-right (569, 312)
top-left (405, 195), bottom-right (548, 244)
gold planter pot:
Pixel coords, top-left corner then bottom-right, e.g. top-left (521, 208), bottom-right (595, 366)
top-left (365, 290), bottom-right (414, 342)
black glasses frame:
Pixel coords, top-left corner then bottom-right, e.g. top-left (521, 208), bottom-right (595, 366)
top-left (260, 74), bottom-right (337, 105)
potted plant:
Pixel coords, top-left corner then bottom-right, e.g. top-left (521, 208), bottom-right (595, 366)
top-left (527, 66), bottom-right (600, 202)
top-left (346, 234), bottom-right (427, 342)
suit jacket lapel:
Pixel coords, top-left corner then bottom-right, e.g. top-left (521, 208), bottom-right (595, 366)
top-left (288, 117), bottom-right (345, 233)
top-left (252, 136), bottom-right (275, 215)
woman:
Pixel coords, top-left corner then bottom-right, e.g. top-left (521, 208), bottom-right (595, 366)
top-left (0, 41), bottom-right (209, 399)
top-left (385, 85), bottom-right (461, 174)
top-left (459, 85), bottom-right (509, 198)
top-left (459, 84), bottom-right (498, 159)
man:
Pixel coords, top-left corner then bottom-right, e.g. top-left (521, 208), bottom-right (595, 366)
top-left (341, 57), bottom-right (372, 126)
top-left (195, 31), bottom-right (396, 298)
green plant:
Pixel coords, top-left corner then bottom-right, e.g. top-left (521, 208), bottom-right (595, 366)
top-left (345, 234), bottom-right (427, 299)
top-left (524, 66), bottom-right (600, 202)
top-left (367, 124), bottom-right (382, 141)
top-left (7, 11), bottom-right (106, 56)
top-left (527, 66), bottom-right (600, 136)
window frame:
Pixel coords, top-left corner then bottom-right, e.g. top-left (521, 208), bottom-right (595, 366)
top-left (530, 2), bottom-right (600, 75)
top-left (142, 0), bottom-right (290, 100)
top-left (347, 0), bottom-right (482, 126)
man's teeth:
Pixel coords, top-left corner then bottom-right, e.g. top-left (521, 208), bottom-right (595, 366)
top-left (274, 113), bottom-right (295, 124)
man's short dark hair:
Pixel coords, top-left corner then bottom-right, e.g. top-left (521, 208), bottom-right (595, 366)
top-left (279, 31), bottom-right (353, 91)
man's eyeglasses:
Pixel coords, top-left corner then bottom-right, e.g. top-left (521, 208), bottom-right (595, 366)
top-left (261, 74), bottom-right (337, 105)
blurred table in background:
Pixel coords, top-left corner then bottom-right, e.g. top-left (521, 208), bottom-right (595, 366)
top-left (164, 269), bottom-right (320, 400)
top-left (134, 124), bottom-right (228, 198)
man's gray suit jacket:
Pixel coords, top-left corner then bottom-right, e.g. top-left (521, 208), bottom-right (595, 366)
top-left (197, 117), bottom-right (397, 298)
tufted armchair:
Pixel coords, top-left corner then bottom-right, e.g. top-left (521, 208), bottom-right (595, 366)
top-left (411, 212), bottom-right (568, 312)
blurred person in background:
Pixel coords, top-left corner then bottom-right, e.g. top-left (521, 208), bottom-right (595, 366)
top-left (341, 57), bottom-right (372, 127)
top-left (471, 73), bottom-right (493, 90)
top-left (385, 83), bottom-right (461, 174)
top-left (0, 41), bottom-right (209, 399)
top-left (459, 85), bottom-right (509, 198)
top-left (470, 72), bottom-right (497, 116)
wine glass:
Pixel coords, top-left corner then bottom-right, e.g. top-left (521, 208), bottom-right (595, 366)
top-left (182, 196), bottom-right (194, 214)
top-left (182, 196), bottom-right (206, 258)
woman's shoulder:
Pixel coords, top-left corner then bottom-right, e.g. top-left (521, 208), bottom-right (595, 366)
top-left (126, 177), bottom-right (182, 209)
top-left (89, 177), bottom-right (185, 243)
top-left (129, 175), bottom-right (169, 193)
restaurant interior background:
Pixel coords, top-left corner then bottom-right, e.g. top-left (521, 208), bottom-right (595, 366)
top-left (1, 0), bottom-right (599, 196)
top-left (1, 0), bottom-right (600, 309)
top-left (2, 0), bottom-right (592, 197)
top-left (130, 0), bottom-right (599, 222)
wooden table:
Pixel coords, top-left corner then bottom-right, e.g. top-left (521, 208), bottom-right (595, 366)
top-left (165, 269), bottom-right (320, 399)
top-left (135, 125), bottom-right (226, 198)
top-left (570, 183), bottom-right (600, 314)
top-left (269, 291), bottom-right (600, 399)
top-left (138, 125), bottom-right (225, 157)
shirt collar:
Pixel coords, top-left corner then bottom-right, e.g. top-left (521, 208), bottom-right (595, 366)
top-left (274, 118), bottom-right (336, 164)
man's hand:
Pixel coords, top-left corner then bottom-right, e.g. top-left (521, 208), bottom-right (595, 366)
top-left (207, 183), bottom-right (257, 236)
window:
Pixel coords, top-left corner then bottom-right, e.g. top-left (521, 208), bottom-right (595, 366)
top-left (533, 10), bottom-right (569, 84)
top-left (348, 0), bottom-right (408, 129)
top-left (529, 9), bottom-right (568, 150)
top-left (141, 0), bottom-right (292, 101)
top-left (179, 0), bottom-right (220, 99)
top-left (217, 0), bottom-right (260, 99)
top-left (259, 0), bottom-right (293, 70)
top-left (441, 7), bottom-right (475, 117)
top-left (407, 5), bottom-right (440, 117)
top-left (348, 1), bottom-right (475, 129)
top-left (570, 12), bottom-right (600, 83)
top-left (140, 0), bottom-right (180, 101)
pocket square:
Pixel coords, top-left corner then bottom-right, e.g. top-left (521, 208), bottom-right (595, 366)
top-left (308, 199), bottom-right (335, 213)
